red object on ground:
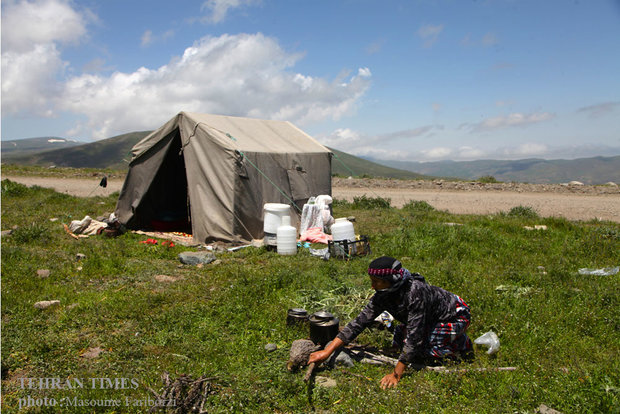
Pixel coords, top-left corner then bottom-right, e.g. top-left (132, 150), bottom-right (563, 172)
top-left (140, 238), bottom-right (158, 245)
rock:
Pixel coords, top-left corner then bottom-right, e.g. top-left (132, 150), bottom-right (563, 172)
top-left (36, 269), bottom-right (51, 278)
top-left (178, 251), bottom-right (216, 265)
top-left (1, 230), bottom-right (13, 237)
top-left (333, 350), bottom-right (355, 367)
top-left (34, 300), bottom-right (60, 309)
top-left (315, 376), bottom-right (337, 388)
top-left (524, 225), bottom-right (547, 231)
top-left (568, 181), bottom-right (584, 186)
top-left (81, 347), bottom-right (104, 359)
top-left (605, 181), bottom-right (618, 187)
top-left (264, 343), bottom-right (278, 352)
top-left (287, 339), bottom-right (320, 371)
top-left (155, 274), bottom-right (179, 283)
top-left (538, 404), bottom-right (563, 414)
top-left (76, 253), bottom-right (86, 260)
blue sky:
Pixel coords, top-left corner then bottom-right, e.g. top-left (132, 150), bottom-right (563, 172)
top-left (2, 0), bottom-right (619, 161)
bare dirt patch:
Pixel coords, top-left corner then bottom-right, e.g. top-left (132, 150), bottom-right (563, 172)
top-left (4, 175), bottom-right (619, 223)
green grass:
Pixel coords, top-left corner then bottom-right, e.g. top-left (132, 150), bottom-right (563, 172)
top-left (2, 179), bottom-right (619, 413)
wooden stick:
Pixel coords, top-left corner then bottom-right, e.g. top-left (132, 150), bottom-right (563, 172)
top-left (303, 362), bottom-right (316, 382)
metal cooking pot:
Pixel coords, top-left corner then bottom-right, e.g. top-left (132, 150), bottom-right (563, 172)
top-left (287, 308), bottom-right (308, 326)
top-left (308, 311), bottom-right (340, 346)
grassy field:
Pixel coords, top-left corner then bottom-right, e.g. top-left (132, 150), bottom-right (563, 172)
top-left (1, 178), bottom-right (619, 413)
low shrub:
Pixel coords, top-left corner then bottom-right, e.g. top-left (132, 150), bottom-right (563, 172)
top-left (402, 200), bottom-right (435, 213)
top-left (352, 195), bottom-right (391, 209)
top-left (507, 205), bottom-right (539, 219)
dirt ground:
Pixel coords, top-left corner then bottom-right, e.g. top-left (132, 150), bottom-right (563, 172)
top-left (4, 175), bottom-right (620, 223)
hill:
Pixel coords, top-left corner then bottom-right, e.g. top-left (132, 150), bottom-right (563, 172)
top-left (328, 148), bottom-right (431, 179)
top-left (372, 156), bottom-right (620, 185)
top-left (1, 132), bottom-right (431, 180)
top-left (2, 131), bottom-right (151, 170)
top-left (1, 137), bottom-right (83, 154)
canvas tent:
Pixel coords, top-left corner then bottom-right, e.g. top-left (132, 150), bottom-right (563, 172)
top-left (115, 112), bottom-right (332, 244)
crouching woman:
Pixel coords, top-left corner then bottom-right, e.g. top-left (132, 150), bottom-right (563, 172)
top-left (308, 256), bottom-right (472, 389)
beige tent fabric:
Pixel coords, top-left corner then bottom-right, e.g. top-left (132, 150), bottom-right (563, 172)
top-left (115, 112), bottom-right (332, 244)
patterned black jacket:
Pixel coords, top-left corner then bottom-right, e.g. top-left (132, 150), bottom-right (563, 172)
top-left (336, 275), bottom-right (461, 363)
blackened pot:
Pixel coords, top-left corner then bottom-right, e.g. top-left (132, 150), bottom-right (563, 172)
top-left (309, 311), bottom-right (340, 347)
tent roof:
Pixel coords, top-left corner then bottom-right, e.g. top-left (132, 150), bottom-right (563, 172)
top-left (132, 112), bottom-right (331, 160)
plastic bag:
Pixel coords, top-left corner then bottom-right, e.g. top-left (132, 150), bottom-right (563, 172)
top-left (474, 331), bottom-right (500, 355)
top-left (578, 266), bottom-right (619, 276)
top-left (300, 204), bottom-right (323, 235)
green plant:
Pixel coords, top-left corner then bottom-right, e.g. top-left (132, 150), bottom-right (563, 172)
top-left (351, 195), bottom-right (391, 209)
top-left (507, 205), bottom-right (539, 219)
top-left (402, 200), bottom-right (435, 213)
top-left (478, 175), bottom-right (500, 183)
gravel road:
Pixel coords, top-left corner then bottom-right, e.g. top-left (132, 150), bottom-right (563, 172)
top-left (4, 175), bottom-right (619, 223)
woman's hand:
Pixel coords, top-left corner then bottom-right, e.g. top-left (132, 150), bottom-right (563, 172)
top-left (380, 372), bottom-right (400, 389)
top-left (380, 361), bottom-right (406, 389)
top-left (307, 349), bottom-right (331, 365)
top-left (307, 337), bottom-right (344, 366)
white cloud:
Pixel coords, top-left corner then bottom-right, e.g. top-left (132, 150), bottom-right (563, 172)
top-left (422, 147), bottom-right (452, 159)
top-left (60, 33), bottom-right (372, 139)
top-left (378, 126), bottom-right (436, 141)
top-left (317, 128), bottom-right (362, 148)
top-left (1, 44), bottom-right (66, 116)
top-left (1, 0), bottom-right (88, 53)
top-left (1, 0), bottom-right (90, 116)
top-left (468, 112), bottom-right (555, 132)
top-left (461, 32), bottom-right (499, 47)
top-left (482, 32), bottom-right (499, 46)
top-left (352, 146), bottom-right (408, 160)
top-left (141, 30), bottom-right (153, 47)
top-left (417, 24), bottom-right (444, 48)
top-left (366, 38), bottom-right (385, 55)
top-left (200, 0), bottom-right (259, 24)
top-left (457, 146), bottom-right (485, 159)
top-left (577, 101), bottom-right (620, 118)
top-left (502, 143), bottom-right (548, 157)
top-left (141, 29), bottom-right (175, 47)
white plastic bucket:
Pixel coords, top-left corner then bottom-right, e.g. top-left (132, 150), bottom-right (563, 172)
top-left (331, 218), bottom-right (356, 256)
top-left (331, 218), bottom-right (355, 242)
top-left (277, 216), bottom-right (297, 255)
top-left (264, 203), bottom-right (290, 234)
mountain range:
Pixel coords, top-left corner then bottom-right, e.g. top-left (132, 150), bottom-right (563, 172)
top-left (2, 133), bottom-right (619, 184)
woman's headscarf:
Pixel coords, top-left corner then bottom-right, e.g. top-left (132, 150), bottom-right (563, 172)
top-left (367, 256), bottom-right (413, 293)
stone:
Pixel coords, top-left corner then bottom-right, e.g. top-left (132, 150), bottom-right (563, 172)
top-left (155, 274), bottom-right (179, 283)
top-left (538, 404), bottom-right (563, 414)
top-left (81, 347), bottom-right (104, 359)
top-left (568, 181), bottom-right (584, 186)
top-left (1, 230), bottom-right (13, 237)
top-left (178, 251), bottom-right (216, 265)
top-left (34, 300), bottom-right (60, 309)
top-left (264, 343), bottom-right (277, 352)
top-left (315, 376), bottom-right (337, 388)
top-left (36, 269), bottom-right (51, 278)
top-left (333, 350), bottom-right (355, 367)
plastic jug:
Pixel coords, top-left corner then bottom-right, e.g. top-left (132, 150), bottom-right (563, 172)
top-left (276, 216), bottom-right (297, 255)
top-left (264, 203), bottom-right (290, 246)
top-left (331, 218), bottom-right (355, 242)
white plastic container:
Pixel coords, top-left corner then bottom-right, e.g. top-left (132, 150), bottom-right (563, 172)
top-left (264, 203), bottom-right (290, 246)
top-left (277, 216), bottom-right (297, 255)
top-left (331, 218), bottom-right (355, 242)
top-left (331, 218), bottom-right (356, 256)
